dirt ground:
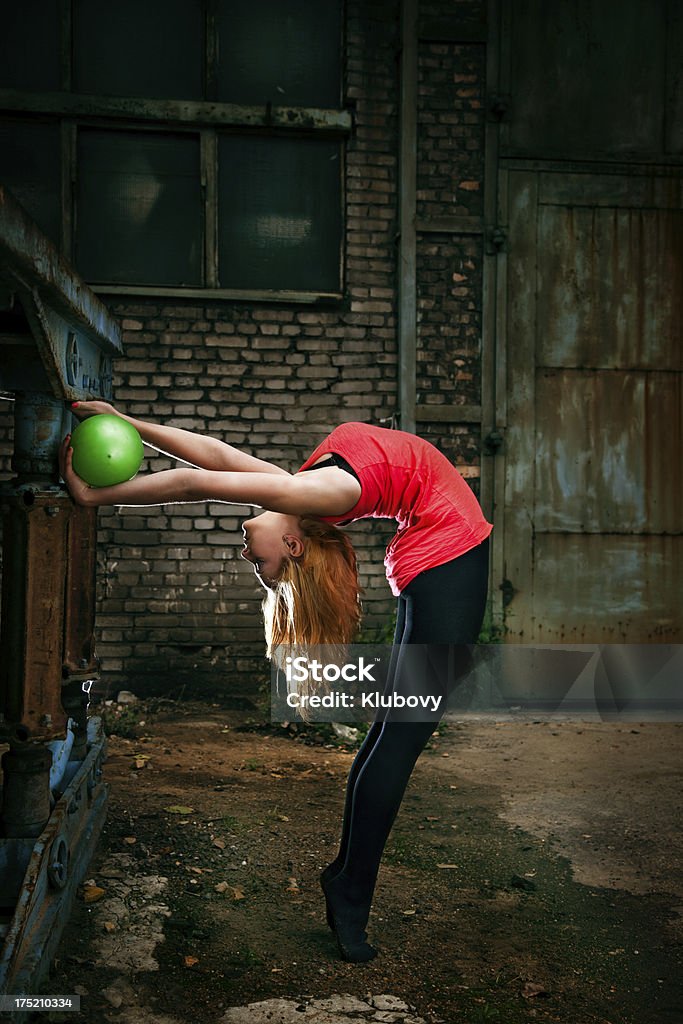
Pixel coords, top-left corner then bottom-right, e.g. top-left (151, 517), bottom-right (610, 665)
top-left (40, 696), bottom-right (683, 1024)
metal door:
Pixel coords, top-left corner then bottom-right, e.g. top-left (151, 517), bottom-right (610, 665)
top-left (499, 168), bottom-right (682, 641)
top-left (483, 0), bottom-right (683, 642)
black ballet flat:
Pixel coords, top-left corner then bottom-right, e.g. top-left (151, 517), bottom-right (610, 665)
top-left (320, 874), bottom-right (378, 963)
top-left (333, 931), bottom-right (378, 963)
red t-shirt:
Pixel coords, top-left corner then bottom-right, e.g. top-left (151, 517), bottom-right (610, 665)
top-left (297, 422), bottom-right (492, 596)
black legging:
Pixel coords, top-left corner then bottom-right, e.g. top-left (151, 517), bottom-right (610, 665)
top-left (327, 536), bottom-right (490, 920)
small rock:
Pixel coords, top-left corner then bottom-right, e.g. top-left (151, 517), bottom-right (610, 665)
top-left (332, 722), bottom-right (359, 742)
top-left (101, 979), bottom-right (136, 1008)
top-left (315, 994), bottom-right (375, 1014)
top-left (521, 981), bottom-right (549, 999)
top-left (511, 874), bottom-right (537, 892)
top-left (83, 884), bottom-right (106, 904)
top-left (101, 987), bottom-right (122, 1011)
top-left (371, 995), bottom-right (411, 1012)
top-left (117, 690), bottom-right (139, 704)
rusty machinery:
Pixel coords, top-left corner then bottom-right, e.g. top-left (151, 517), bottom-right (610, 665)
top-left (0, 185), bottom-right (123, 1001)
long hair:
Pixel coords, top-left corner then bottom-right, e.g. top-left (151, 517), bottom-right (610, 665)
top-left (261, 514), bottom-right (362, 660)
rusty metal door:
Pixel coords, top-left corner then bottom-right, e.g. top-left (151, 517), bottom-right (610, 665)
top-left (499, 169), bottom-right (682, 641)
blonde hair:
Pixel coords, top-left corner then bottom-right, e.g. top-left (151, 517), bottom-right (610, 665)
top-left (262, 515), bottom-right (362, 659)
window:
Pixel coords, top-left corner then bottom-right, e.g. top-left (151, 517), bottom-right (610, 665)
top-left (73, 0), bottom-right (204, 101)
top-left (2, 0), bottom-right (61, 92)
top-left (216, 0), bottom-right (341, 107)
top-left (218, 136), bottom-right (342, 292)
top-left (0, 120), bottom-right (61, 245)
top-left (76, 130), bottom-right (202, 287)
top-left (0, 1), bottom-right (348, 300)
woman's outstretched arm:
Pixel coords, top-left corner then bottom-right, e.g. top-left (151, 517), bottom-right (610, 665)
top-left (70, 401), bottom-right (289, 475)
top-left (59, 437), bottom-right (360, 517)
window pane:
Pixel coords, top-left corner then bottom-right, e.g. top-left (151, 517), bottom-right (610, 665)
top-left (218, 136), bottom-right (341, 292)
top-left (0, 1), bottom-right (61, 92)
top-left (76, 130), bottom-right (202, 286)
top-left (0, 121), bottom-right (61, 246)
top-left (216, 0), bottom-right (341, 107)
top-left (73, 0), bottom-right (203, 100)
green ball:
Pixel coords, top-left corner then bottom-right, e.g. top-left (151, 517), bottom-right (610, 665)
top-left (70, 414), bottom-right (144, 488)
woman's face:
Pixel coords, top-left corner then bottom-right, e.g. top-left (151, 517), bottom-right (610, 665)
top-left (241, 511), bottom-right (304, 588)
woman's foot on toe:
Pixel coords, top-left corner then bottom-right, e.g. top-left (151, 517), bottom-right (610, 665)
top-left (334, 933), bottom-right (378, 963)
top-left (322, 872), bottom-right (376, 962)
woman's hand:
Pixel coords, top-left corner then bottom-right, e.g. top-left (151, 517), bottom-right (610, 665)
top-left (70, 400), bottom-right (117, 420)
top-left (59, 434), bottom-right (92, 506)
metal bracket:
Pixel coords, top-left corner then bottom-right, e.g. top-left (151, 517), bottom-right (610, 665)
top-left (14, 283), bottom-right (114, 402)
top-left (484, 429), bottom-right (505, 455)
top-left (486, 226), bottom-right (507, 255)
top-left (500, 578), bottom-right (516, 608)
top-left (488, 93), bottom-right (511, 122)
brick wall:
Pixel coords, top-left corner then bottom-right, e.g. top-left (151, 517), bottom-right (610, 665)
top-left (416, 36), bottom-right (486, 457)
top-left (96, 293), bottom-right (401, 699)
top-left (0, 0), bottom-right (488, 703)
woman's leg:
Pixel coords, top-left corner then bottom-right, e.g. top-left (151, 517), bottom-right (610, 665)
top-left (320, 594), bottom-right (408, 884)
top-left (323, 538), bottom-right (489, 961)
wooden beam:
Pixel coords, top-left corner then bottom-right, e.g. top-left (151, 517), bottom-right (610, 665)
top-left (93, 285), bottom-right (342, 304)
top-left (0, 89), bottom-right (352, 134)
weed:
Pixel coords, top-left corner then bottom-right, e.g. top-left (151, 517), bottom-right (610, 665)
top-left (356, 606), bottom-right (397, 645)
top-left (219, 814), bottom-right (247, 832)
top-left (99, 702), bottom-right (142, 739)
top-left (470, 1003), bottom-right (502, 1022)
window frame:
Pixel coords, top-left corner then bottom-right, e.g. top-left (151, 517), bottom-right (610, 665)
top-left (0, 0), bottom-right (351, 303)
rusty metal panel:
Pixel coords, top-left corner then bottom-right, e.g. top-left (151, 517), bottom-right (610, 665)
top-left (0, 496), bottom-right (69, 740)
top-left (535, 369), bottom-right (682, 534)
top-left (505, 0), bottom-right (667, 159)
top-left (62, 505), bottom-right (98, 677)
top-left (532, 534), bottom-right (682, 643)
top-left (537, 204), bottom-right (683, 370)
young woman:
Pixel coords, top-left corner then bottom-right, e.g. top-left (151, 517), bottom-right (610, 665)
top-left (60, 401), bottom-right (492, 963)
